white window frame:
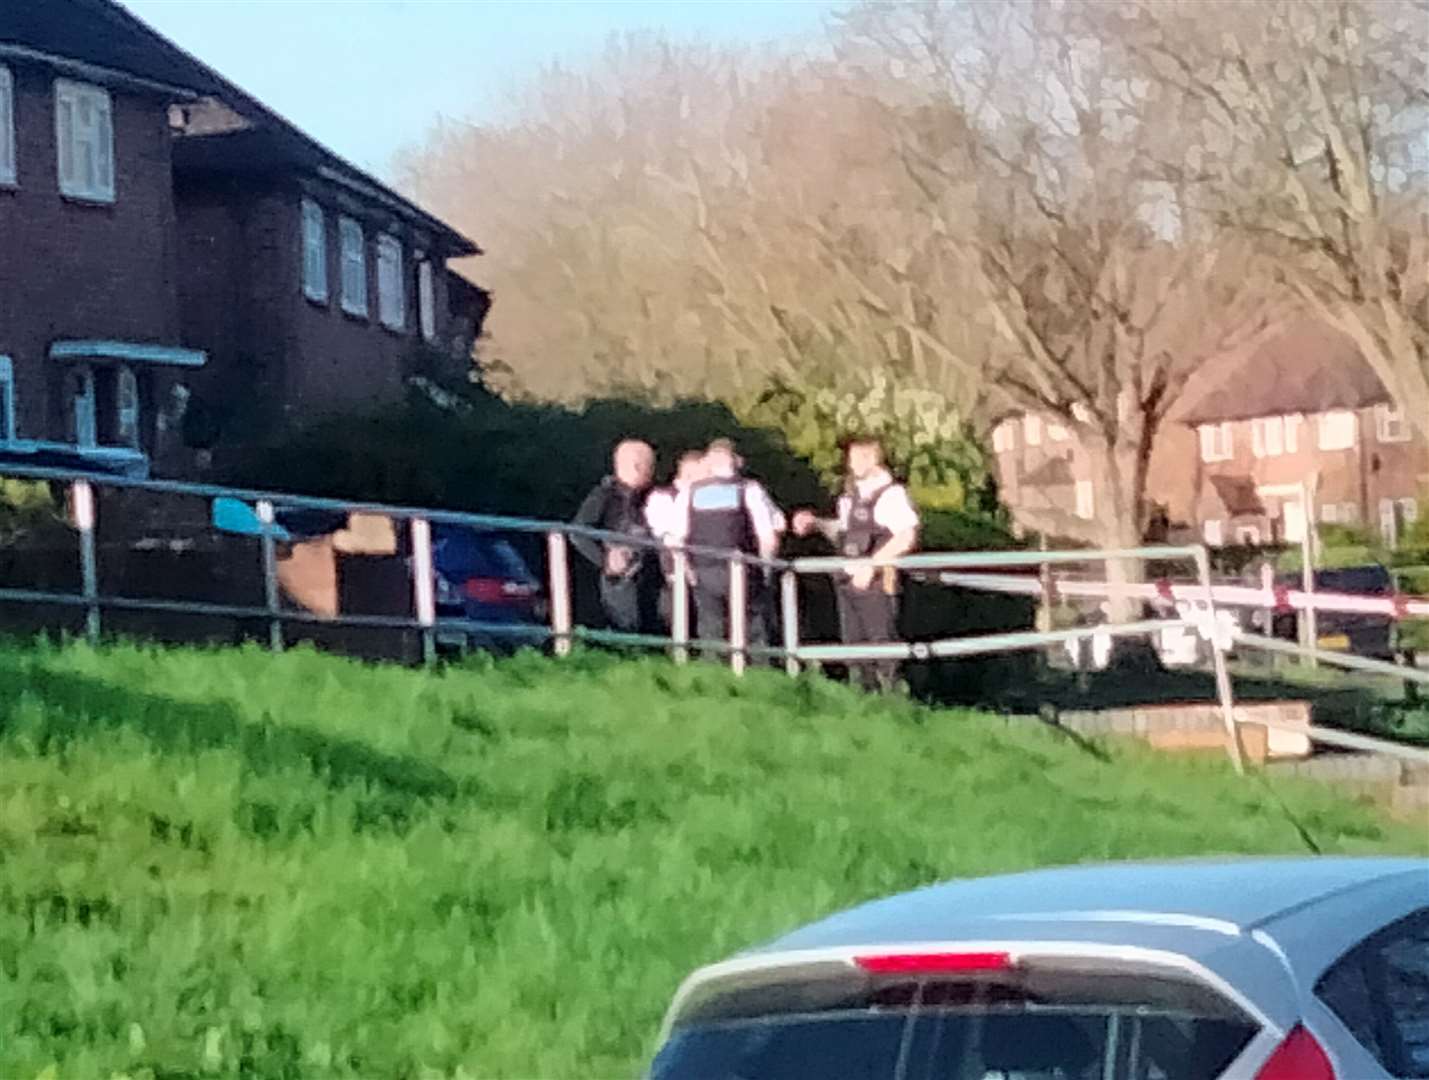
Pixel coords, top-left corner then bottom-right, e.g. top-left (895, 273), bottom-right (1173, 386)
top-left (418, 259), bottom-right (437, 343)
top-left (0, 66), bottom-right (15, 187)
top-left (1074, 479), bottom-right (1094, 520)
top-left (339, 216), bottom-right (368, 317)
top-left (1048, 420), bottom-right (1070, 442)
top-left (116, 365), bottom-right (140, 449)
top-left (70, 366), bottom-right (97, 448)
top-left (1022, 414), bottom-right (1043, 447)
top-left (1235, 525), bottom-right (1262, 546)
top-left (1203, 519), bottom-right (1224, 546)
top-left (1320, 502), bottom-right (1339, 524)
top-left (377, 234), bottom-right (405, 331)
top-left (1199, 422), bottom-right (1232, 463)
top-left (301, 198), bottom-right (328, 303)
top-left (1339, 503), bottom-right (1359, 524)
top-left (1317, 409), bottom-right (1358, 451)
top-left (54, 79), bottom-right (114, 203)
top-left (1402, 498), bottom-right (1421, 526)
top-left (1251, 416), bottom-right (1281, 458)
top-left (1376, 403), bottom-right (1409, 443)
top-left (0, 356), bottom-right (14, 442)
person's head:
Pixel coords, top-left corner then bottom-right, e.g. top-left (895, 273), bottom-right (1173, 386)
top-left (674, 450), bottom-right (706, 491)
top-left (612, 439), bottom-right (655, 490)
top-left (843, 434), bottom-right (885, 481)
top-left (703, 437), bottom-right (742, 477)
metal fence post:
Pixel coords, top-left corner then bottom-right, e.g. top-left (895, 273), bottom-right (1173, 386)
top-left (1195, 545), bottom-right (1244, 774)
top-left (671, 549), bottom-right (690, 664)
top-left (547, 531), bottom-right (573, 658)
top-left (72, 479), bottom-right (100, 644)
top-left (256, 499), bottom-right (283, 653)
top-left (410, 517), bottom-right (436, 666)
top-left (728, 557), bottom-right (747, 676)
top-left (780, 569), bottom-right (800, 677)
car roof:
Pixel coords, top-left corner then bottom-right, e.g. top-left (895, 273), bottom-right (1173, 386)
top-left (752, 857), bottom-right (1428, 955)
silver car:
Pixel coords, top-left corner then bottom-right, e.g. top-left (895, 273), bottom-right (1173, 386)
top-left (651, 857), bottom-right (1428, 1079)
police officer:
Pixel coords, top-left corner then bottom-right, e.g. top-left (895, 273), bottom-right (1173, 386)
top-left (792, 434), bottom-right (919, 690)
top-left (645, 449), bottom-right (707, 631)
top-left (672, 439), bottom-right (781, 652)
top-left (571, 439), bottom-right (658, 634)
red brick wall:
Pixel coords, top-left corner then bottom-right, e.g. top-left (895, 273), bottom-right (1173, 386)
top-left (174, 180), bottom-right (450, 452)
top-left (0, 62), bottom-right (180, 442)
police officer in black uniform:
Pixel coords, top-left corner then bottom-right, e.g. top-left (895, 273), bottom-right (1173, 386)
top-left (674, 439), bottom-right (781, 652)
top-left (571, 439), bottom-right (658, 634)
top-left (793, 434), bottom-right (920, 690)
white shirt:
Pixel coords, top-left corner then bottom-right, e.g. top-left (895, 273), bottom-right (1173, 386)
top-left (671, 469), bottom-right (781, 552)
top-left (645, 487), bottom-right (680, 543)
top-left (836, 468), bottom-right (920, 534)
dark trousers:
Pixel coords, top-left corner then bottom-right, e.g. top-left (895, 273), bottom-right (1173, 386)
top-left (599, 570), bottom-right (657, 636)
top-left (693, 563), bottom-right (768, 659)
top-left (837, 583), bottom-right (900, 690)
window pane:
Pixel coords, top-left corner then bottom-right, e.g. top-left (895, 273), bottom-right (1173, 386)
top-left (654, 1008), bottom-right (1253, 1080)
top-left (1318, 909), bottom-right (1429, 1078)
top-left (0, 356), bottom-right (14, 441)
top-left (302, 200), bottom-right (327, 300)
top-left (419, 260), bottom-right (436, 342)
top-left (340, 218), bottom-right (367, 314)
top-left (0, 67), bottom-right (14, 184)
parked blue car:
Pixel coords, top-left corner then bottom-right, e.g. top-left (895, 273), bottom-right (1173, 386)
top-left (429, 524), bottom-right (547, 654)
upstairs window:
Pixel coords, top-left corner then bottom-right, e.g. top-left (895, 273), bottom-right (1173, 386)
top-left (992, 420), bottom-right (1016, 454)
top-left (301, 198), bottom-right (327, 303)
top-left (339, 216), bottom-right (367, 317)
top-left (377, 234), bottom-right (405, 331)
top-left (0, 66), bottom-right (15, 187)
top-left (1251, 415), bottom-right (1299, 458)
top-left (1198, 422), bottom-right (1232, 463)
top-left (418, 259), bottom-right (437, 343)
top-left (55, 79), bottom-right (114, 203)
top-left (1376, 404), bottom-right (1409, 443)
top-left (1022, 414), bottom-right (1043, 447)
top-left (1074, 479), bottom-right (1094, 520)
top-left (1317, 409), bottom-right (1357, 451)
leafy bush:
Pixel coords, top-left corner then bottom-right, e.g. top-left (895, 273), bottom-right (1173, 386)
top-left (740, 373), bottom-right (997, 514)
top-left (0, 479), bottom-right (61, 544)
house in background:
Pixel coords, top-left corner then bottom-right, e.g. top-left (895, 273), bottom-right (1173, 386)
top-left (0, 0), bottom-right (485, 480)
top-left (991, 320), bottom-right (1428, 548)
top-left (1168, 321), bottom-right (1426, 549)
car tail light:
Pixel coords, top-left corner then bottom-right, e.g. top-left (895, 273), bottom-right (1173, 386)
top-left (854, 951), bottom-right (1014, 975)
top-left (463, 577), bottom-right (536, 604)
top-left (1254, 1025), bottom-right (1335, 1080)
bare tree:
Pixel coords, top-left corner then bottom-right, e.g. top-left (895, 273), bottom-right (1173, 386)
top-left (829, 1), bottom-right (1285, 563)
top-left (1102, 0), bottom-right (1429, 435)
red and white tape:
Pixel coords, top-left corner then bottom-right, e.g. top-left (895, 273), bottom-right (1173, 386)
top-left (936, 571), bottom-right (1429, 621)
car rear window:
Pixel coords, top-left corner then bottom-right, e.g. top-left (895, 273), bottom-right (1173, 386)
top-left (433, 530), bottom-right (535, 582)
top-left (653, 972), bottom-right (1258, 1080)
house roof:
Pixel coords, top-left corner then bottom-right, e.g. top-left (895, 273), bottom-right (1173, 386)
top-left (1208, 474), bottom-right (1266, 518)
top-left (1, 0), bottom-right (478, 256)
top-left (1174, 320), bottom-right (1389, 425)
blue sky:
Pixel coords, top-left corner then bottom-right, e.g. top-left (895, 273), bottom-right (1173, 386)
top-left (124, 1), bottom-right (834, 176)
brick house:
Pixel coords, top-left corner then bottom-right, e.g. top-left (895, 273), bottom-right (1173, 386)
top-left (992, 320), bottom-right (1428, 548)
top-left (0, 0), bottom-right (484, 480)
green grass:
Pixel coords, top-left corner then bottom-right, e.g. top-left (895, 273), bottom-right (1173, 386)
top-left (1, 642), bottom-right (1424, 1079)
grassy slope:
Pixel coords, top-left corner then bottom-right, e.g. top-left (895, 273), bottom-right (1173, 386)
top-left (1, 643), bottom-right (1423, 1079)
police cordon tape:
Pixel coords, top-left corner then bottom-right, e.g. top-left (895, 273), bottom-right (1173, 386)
top-left (932, 570), bottom-right (1429, 621)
